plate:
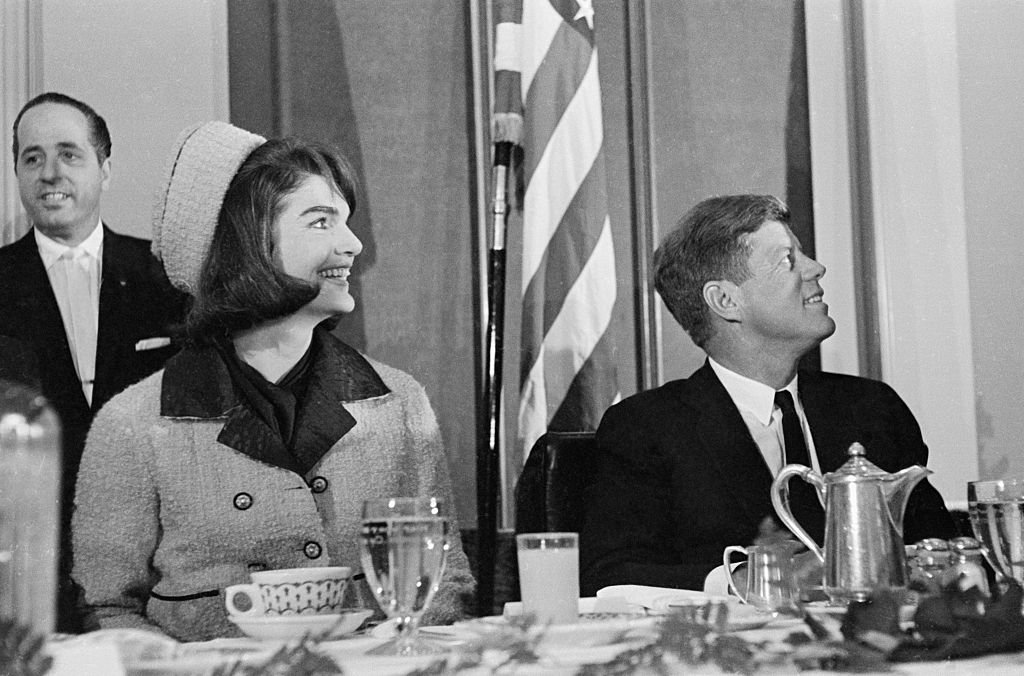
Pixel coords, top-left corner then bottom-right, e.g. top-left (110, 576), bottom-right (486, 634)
top-left (453, 615), bottom-right (659, 651)
top-left (229, 609), bottom-right (373, 641)
top-left (804, 599), bottom-right (917, 628)
top-left (803, 601), bottom-right (848, 616)
top-left (503, 596), bottom-right (645, 618)
top-left (663, 598), bottom-right (775, 631)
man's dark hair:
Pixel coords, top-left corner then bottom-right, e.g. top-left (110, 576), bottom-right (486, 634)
top-left (187, 137), bottom-right (359, 341)
top-left (12, 92), bottom-right (112, 167)
top-left (653, 194), bottom-right (790, 348)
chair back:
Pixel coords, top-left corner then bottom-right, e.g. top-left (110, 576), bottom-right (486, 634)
top-left (514, 431), bottom-right (597, 534)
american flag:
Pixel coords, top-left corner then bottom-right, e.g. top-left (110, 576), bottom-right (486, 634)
top-left (494, 0), bottom-right (619, 460)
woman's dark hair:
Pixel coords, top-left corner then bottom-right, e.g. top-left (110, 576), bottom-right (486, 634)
top-left (186, 137), bottom-right (358, 341)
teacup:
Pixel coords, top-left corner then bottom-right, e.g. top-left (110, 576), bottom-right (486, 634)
top-left (225, 566), bottom-right (351, 617)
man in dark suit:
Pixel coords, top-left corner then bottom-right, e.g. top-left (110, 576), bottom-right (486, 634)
top-left (0, 336), bottom-right (41, 390)
top-left (580, 194), bottom-right (955, 595)
top-left (0, 92), bottom-right (187, 631)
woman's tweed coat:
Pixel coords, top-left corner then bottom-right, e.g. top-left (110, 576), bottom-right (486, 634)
top-left (72, 331), bottom-right (475, 641)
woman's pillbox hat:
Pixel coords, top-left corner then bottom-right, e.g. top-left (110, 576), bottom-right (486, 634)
top-left (152, 121), bottom-right (266, 295)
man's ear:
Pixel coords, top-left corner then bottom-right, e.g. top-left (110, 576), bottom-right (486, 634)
top-left (703, 279), bottom-right (742, 323)
top-left (100, 157), bottom-right (111, 192)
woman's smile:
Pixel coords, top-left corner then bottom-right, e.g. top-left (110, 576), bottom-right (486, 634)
top-left (275, 174), bottom-right (362, 319)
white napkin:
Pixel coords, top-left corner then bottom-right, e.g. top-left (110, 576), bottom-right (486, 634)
top-left (45, 629), bottom-right (178, 676)
top-left (502, 595), bottom-right (636, 618)
top-left (595, 585), bottom-right (729, 613)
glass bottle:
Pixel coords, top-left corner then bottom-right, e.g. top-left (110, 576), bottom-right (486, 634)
top-left (908, 538), bottom-right (950, 596)
top-left (942, 536), bottom-right (990, 597)
top-left (0, 380), bottom-right (61, 635)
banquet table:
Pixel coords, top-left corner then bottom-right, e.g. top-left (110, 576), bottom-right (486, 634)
top-left (42, 604), bottom-right (1024, 676)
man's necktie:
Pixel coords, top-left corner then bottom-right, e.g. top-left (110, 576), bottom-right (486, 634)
top-left (774, 390), bottom-right (810, 467)
top-left (61, 249), bottom-right (97, 406)
top-left (774, 389), bottom-right (824, 542)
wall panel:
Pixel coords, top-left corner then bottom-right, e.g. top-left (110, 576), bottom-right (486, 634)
top-left (957, 1), bottom-right (1024, 484)
top-left (2, 0), bottom-right (228, 243)
top-left (648, 0), bottom-right (813, 382)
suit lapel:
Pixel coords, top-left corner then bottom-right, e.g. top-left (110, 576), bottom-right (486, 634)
top-left (93, 227), bottom-right (144, 409)
top-left (799, 373), bottom-right (856, 472)
top-left (689, 363), bottom-right (777, 525)
top-left (160, 330), bottom-right (385, 477)
top-left (8, 234), bottom-right (87, 412)
top-left (290, 330), bottom-right (386, 472)
top-left (94, 227), bottom-right (131, 409)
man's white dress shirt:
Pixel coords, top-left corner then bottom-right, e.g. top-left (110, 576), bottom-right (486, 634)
top-left (35, 222), bottom-right (104, 406)
top-left (703, 357), bottom-right (819, 593)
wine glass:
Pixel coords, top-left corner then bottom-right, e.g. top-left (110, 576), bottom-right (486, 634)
top-left (967, 479), bottom-right (1024, 586)
top-left (360, 496), bottom-right (450, 656)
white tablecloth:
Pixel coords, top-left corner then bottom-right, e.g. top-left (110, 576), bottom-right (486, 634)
top-left (44, 613), bottom-right (1024, 675)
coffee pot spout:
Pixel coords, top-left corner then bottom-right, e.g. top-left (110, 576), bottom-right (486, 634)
top-left (885, 464), bottom-right (931, 536)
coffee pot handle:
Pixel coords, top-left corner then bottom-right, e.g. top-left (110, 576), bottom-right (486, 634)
top-left (770, 465), bottom-right (825, 564)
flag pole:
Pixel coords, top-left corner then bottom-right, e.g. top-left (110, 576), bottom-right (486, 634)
top-left (475, 135), bottom-right (511, 616)
top-left (476, 0), bottom-right (522, 617)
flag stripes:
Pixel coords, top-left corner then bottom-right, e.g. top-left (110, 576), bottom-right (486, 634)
top-left (520, 26), bottom-right (591, 140)
top-left (520, 156), bottom-right (607, 386)
top-left (548, 327), bottom-right (619, 431)
top-left (496, 0), bottom-right (619, 459)
top-left (518, 1), bottom-right (564, 96)
top-left (520, 58), bottom-right (604, 287)
top-left (519, 224), bottom-right (617, 450)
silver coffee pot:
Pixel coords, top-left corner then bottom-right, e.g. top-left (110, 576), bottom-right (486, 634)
top-left (770, 442), bottom-right (930, 603)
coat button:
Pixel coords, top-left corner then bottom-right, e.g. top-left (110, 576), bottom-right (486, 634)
top-left (303, 541), bottom-right (322, 559)
top-left (233, 492), bottom-right (253, 510)
top-left (310, 476), bottom-right (329, 493)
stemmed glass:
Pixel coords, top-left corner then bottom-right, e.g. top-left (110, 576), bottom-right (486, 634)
top-left (360, 496), bottom-right (450, 656)
top-left (968, 479), bottom-right (1024, 587)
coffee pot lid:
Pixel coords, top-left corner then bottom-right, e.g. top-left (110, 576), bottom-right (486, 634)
top-left (825, 442), bottom-right (891, 483)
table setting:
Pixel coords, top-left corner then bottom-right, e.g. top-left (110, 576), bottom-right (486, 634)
top-left (6, 469), bottom-right (1024, 675)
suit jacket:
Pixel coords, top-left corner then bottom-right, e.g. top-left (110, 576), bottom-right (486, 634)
top-left (579, 361), bottom-right (956, 595)
top-left (0, 226), bottom-right (187, 509)
top-left (0, 335), bottom-right (41, 390)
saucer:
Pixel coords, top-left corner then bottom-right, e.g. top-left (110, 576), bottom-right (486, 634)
top-left (453, 615), bottom-right (659, 651)
top-left (229, 609), bottom-right (373, 641)
top-left (663, 598), bottom-right (775, 631)
top-left (804, 600), bottom-right (917, 627)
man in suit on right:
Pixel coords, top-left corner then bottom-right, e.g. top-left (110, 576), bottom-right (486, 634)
top-left (580, 194), bottom-right (956, 595)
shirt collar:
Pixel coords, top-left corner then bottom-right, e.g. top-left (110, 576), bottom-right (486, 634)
top-left (707, 357), bottom-right (800, 426)
top-left (35, 220), bottom-right (104, 269)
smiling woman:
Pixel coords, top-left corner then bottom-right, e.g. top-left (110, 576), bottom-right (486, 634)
top-left (182, 136), bottom-right (361, 352)
top-left (70, 122), bottom-right (476, 642)
top-left (274, 175), bottom-right (361, 321)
